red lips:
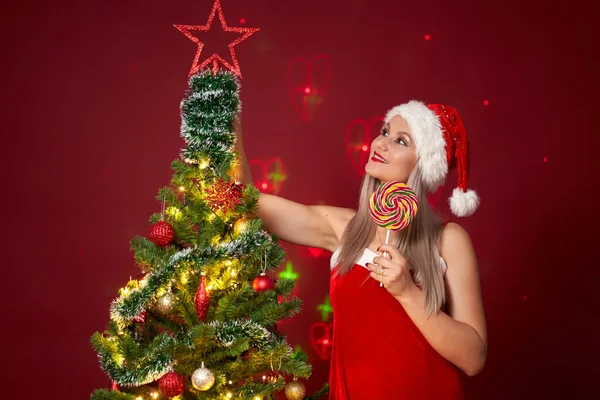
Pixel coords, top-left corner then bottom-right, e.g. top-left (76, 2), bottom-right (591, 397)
top-left (371, 151), bottom-right (387, 163)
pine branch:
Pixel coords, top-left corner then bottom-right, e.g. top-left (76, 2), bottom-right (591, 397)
top-left (274, 278), bottom-right (296, 298)
top-left (145, 313), bottom-right (185, 337)
top-left (237, 184), bottom-right (260, 215)
top-left (236, 380), bottom-right (286, 398)
top-left (213, 282), bottom-right (255, 320)
top-left (90, 389), bottom-right (137, 400)
top-left (129, 236), bottom-right (161, 270)
top-left (111, 228), bottom-right (276, 326)
top-left (176, 323), bottom-right (217, 365)
top-left (173, 278), bottom-right (201, 328)
top-left (90, 332), bottom-right (175, 386)
top-left (305, 383), bottom-right (330, 400)
top-left (170, 158), bottom-right (198, 184)
top-left (250, 298), bottom-right (303, 327)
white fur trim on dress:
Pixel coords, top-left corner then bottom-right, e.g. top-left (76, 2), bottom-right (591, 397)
top-left (449, 188), bottom-right (480, 217)
top-left (384, 100), bottom-right (448, 192)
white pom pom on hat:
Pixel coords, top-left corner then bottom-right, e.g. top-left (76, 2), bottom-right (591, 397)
top-left (384, 101), bottom-right (480, 217)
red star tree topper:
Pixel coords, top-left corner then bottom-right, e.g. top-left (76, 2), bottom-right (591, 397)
top-left (174, 0), bottom-right (259, 77)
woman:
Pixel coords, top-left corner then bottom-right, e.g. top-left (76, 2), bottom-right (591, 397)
top-left (235, 100), bottom-right (487, 399)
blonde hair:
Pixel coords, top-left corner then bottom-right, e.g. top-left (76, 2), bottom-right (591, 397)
top-left (336, 165), bottom-right (447, 316)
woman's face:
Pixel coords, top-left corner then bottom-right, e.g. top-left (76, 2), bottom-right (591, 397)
top-left (364, 115), bottom-right (418, 183)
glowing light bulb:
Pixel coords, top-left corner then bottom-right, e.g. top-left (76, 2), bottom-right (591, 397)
top-left (424, 34), bottom-right (431, 40)
top-left (167, 206), bottom-right (183, 220)
top-left (261, 183), bottom-right (268, 189)
top-left (304, 86), bottom-right (311, 94)
top-left (158, 294), bottom-right (172, 308)
top-left (180, 271), bottom-right (189, 284)
top-left (231, 270), bottom-right (237, 277)
top-left (483, 100), bottom-right (489, 106)
top-left (136, 397), bottom-right (143, 400)
top-left (361, 144), bottom-right (368, 152)
top-left (114, 354), bottom-right (125, 366)
top-left (227, 393), bottom-right (233, 399)
top-left (262, 375), bottom-right (267, 380)
top-left (207, 285), bottom-right (213, 291)
top-left (152, 392), bottom-right (159, 399)
top-left (179, 186), bottom-right (185, 191)
top-left (240, 17), bottom-right (246, 24)
top-left (200, 159), bottom-right (210, 169)
top-left (228, 380), bottom-right (233, 384)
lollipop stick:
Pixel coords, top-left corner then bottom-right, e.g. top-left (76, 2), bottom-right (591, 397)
top-left (380, 230), bottom-right (391, 287)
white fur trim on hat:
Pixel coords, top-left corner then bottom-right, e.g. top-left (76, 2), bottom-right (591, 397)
top-left (384, 100), bottom-right (448, 192)
top-left (449, 188), bottom-right (480, 217)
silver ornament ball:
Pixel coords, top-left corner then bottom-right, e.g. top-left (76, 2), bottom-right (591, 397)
top-left (191, 363), bottom-right (215, 391)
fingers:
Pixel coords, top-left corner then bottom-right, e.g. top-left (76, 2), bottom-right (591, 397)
top-left (378, 244), bottom-right (403, 260)
top-left (366, 264), bottom-right (394, 287)
top-left (366, 263), bottom-right (385, 274)
top-left (367, 262), bottom-right (402, 281)
top-left (371, 256), bottom-right (395, 269)
top-left (369, 270), bottom-right (389, 287)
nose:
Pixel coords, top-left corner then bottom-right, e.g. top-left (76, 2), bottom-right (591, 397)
top-left (377, 141), bottom-right (388, 151)
top-left (372, 135), bottom-right (388, 152)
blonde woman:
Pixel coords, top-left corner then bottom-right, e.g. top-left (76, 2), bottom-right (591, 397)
top-left (236, 101), bottom-right (487, 399)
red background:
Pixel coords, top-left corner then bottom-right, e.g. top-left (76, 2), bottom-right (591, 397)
top-left (2, 0), bottom-right (599, 398)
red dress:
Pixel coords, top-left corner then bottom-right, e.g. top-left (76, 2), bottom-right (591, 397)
top-left (329, 249), bottom-right (464, 399)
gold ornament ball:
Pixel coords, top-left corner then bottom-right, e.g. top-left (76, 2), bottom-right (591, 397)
top-left (285, 380), bottom-right (306, 400)
top-left (191, 363), bottom-right (215, 391)
top-left (154, 292), bottom-right (175, 315)
top-left (233, 218), bottom-right (249, 235)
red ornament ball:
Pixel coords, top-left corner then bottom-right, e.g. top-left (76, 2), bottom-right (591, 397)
top-left (252, 273), bottom-right (274, 293)
top-left (132, 310), bottom-right (147, 323)
top-left (204, 178), bottom-right (245, 213)
top-left (158, 371), bottom-right (185, 397)
top-left (150, 221), bottom-right (175, 246)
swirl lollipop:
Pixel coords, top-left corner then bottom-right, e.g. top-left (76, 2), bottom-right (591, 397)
top-left (369, 181), bottom-right (418, 285)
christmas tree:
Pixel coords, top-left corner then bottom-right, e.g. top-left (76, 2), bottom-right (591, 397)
top-left (90, 71), bottom-right (327, 400)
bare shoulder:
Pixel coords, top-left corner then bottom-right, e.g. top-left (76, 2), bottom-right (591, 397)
top-left (311, 205), bottom-right (356, 246)
top-left (441, 222), bottom-right (473, 251)
top-left (440, 222), bottom-right (478, 276)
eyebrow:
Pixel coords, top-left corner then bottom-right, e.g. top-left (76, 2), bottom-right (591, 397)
top-left (384, 123), bottom-right (413, 142)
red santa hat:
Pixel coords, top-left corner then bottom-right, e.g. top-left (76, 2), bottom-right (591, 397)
top-left (384, 100), bottom-right (480, 217)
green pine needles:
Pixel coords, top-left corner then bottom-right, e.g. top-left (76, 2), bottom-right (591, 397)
top-left (90, 71), bottom-right (320, 400)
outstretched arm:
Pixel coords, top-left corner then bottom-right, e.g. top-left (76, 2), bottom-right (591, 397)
top-left (232, 113), bottom-right (354, 252)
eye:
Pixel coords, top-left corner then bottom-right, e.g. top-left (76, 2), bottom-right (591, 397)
top-left (395, 138), bottom-right (408, 146)
top-left (380, 128), bottom-right (388, 137)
